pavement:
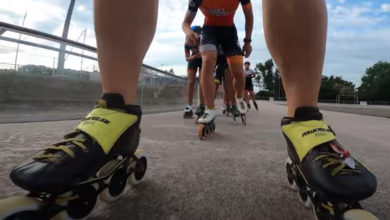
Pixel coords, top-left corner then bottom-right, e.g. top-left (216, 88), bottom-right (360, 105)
top-left (0, 101), bottom-right (389, 220)
top-left (274, 102), bottom-right (390, 119)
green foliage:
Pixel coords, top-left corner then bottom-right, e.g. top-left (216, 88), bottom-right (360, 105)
top-left (255, 59), bottom-right (284, 97)
top-left (358, 61), bottom-right (390, 101)
top-left (18, 64), bottom-right (91, 80)
top-left (319, 75), bottom-right (355, 100)
top-left (19, 65), bottom-right (53, 76)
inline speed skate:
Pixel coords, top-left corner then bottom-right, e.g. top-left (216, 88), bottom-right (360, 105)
top-left (183, 106), bottom-right (193, 119)
top-left (194, 104), bottom-right (205, 124)
top-left (253, 101), bottom-right (259, 111)
top-left (222, 104), bottom-right (232, 116)
top-left (197, 109), bottom-right (216, 140)
top-left (231, 98), bottom-right (247, 126)
top-left (0, 94), bottom-right (147, 220)
top-left (231, 105), bottom-right (246, 126)
top-left (283, 107), bottom-right (377, 220)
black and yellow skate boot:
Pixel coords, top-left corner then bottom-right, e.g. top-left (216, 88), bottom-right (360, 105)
top-left (10, 93), bottom-right (142, 193)
top-left (282, 107), bottom-right (376, 204)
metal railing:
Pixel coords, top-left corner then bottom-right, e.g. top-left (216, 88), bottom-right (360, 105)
top-left (0, 22), bottom-right (189, 122)
top-left (0, 21), bottom-right (184, 81)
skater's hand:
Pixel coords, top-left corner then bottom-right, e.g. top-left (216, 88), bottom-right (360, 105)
top-left (193, 52), bottom-right (201, 59)
top-left (186, 31), bottom-right (200, 47)
top-left (243, 42), bottom-right (252, 58)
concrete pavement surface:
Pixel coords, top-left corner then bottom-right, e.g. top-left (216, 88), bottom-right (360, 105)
top-left (0, 101), bottom-right (389, 220)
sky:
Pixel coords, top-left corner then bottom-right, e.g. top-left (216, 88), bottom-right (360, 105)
top-left (0, 0), bottom-right (389, 86)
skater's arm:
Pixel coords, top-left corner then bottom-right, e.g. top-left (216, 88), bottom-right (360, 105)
top-left (182, 1), bottom-right (200, 46)
top-left (241, 0), bottom-right (253, 57)
top-left (185, 49), bottom-right (193, 62)
top-left (241, 0), bottom-right (253, 41)
top-left (251, 69), bottom-right (256, 78)
top-left (185, 45), bottom-right (194, 61)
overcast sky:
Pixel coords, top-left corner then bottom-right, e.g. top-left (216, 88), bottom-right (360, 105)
top-left (0, 0), bottom-right (389, 85)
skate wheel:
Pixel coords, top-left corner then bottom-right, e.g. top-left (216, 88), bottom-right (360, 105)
top-left (342, 209), bottom-right (378, 220)
top-left (53, 185), bottom-right (98, 220)
top-left (297, 185), bottom-right (312, 208)
top-left (211, 123), bottom-right (216, 133)
top-left (285, 158), bottom-right (297, 191)
top-left (194, 115), bottom-right (199, 124)
top-left (98, 159), bottom-right (128, 202)
top-left (205, 127), bottom-right (210, 137)
top-left (128, 154), bottom-right (147, 186)
top-left (100, 168), bottom-right (129, 202)
top-left (294, 168), bottom-right (312, 208)
top-left (198, 124), bottom-right (205, 140)
top-left (0, 196), bottom-right (44, 220)
top-left (241, 114), bottom-right (247, 126)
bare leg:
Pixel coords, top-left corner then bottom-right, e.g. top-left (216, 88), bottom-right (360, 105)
top-left (229, 63), bottom-right (245, 99)
top-left (250, 91), bottom-right (256, 103)
top-left (200, 51), bottom-right (217, 108)
top-left (95, 0), bottom-right (158, 105)
top-left (215, 82), bottom-right (220, 99)
top-left (223, 68), bottom-right (232, 105)
top-left (187, 69), bottom-right (196, 105)
top-left (244, 90), bottom-right (249, 104)
top-left (225, 70), bottom-right (236, 105)
top-left (262, 0), bottom-right (327, 116)
top-left (198, 69), bottom-right (205, 105)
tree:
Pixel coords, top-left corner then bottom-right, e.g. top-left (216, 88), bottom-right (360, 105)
top-left (358, 61), bottom-right (390, 101)
top-left (255, 59), bottom-right (284, 97)
top-left (319, 75), bottom-right (355, 100)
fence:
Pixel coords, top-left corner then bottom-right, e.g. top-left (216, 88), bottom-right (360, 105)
top-left (0, 22), bottom-right (191, 121)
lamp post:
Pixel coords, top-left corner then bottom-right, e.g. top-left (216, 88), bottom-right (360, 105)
top-left (57, 0), bottom-right (76, 75)
top-left (14, 11), bottom-right (27, 70)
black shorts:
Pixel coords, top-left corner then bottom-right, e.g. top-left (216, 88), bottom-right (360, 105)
top-left (200, 25), bottom-right (243, 57)
top-left (188, 58), bottom-right (202, 71)
top-left (215, 55), bottom-right (228, 84)
top-left (245, 77), bottom-right (254, 91)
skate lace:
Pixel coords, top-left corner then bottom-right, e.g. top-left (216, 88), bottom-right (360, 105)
top-left (314, 153), bottom-right (361, 176)
top-left (34, 137), bottom-right (88, 164)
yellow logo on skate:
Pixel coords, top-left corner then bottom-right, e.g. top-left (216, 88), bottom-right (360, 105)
top-left (282, 120), bottom-right (335, 162)
top-left (77, 108), bottom-right (138, 154)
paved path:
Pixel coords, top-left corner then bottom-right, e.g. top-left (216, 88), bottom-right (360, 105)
top-left (0, 101), bottom-right (389, 220)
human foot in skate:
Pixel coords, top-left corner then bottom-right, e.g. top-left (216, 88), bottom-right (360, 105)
top-left (197, 108), bottom-right (216, 139)
top-left (282, 107), bottom-right (377, 219)
top-left (198, 108), bottom-right (216, 124)
top-left (253, 101), bottom-right (259, 111)
top-left (10, 93), bottom-right (143, 193)
top-left (236, 97), bottom-right (248, 114)
top-left (194, 104), bottom-right (205, 124)
top-left (183, 105), bottom-right (194, 119)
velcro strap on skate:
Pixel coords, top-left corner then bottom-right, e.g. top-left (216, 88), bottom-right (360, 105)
top-left (282, 120), bottom-right (335, 162)
top-left (77, 108), bottom-right (138, 154)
